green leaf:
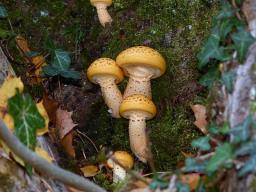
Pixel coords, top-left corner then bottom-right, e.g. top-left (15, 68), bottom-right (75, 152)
top-left (239, 154), bottom-right (256, 176)
top-left (206, 143), bottom-right (233, 172)
top-left (176, 182), bottom-right (190, 192)
top-left (218, 18), bottom-right (234, 40)
top-left (51, 49), bottom-right (71, 70)
top-left (60, 70), bottom-right (81, 79)
top-left (221, 70), bottom-right (236, 93)
top-left (184, 158), bottom-right (207, 173)
top-left (197, 29), bottom-right (221, 68)
top-left (229, 115), bottom-right (252, 143)
top-left (0, 6), bottom-right (8, 18)
top-left (44, 37), bottom-right (56, 51)
top-left (149, 177), bottom-right (169, 190)
top-left (192, 137), bottom-right (211, 151)
top-left (216, 1), bottom-right (235, 20)
top-left (8, 92), bottom-right (45, 150)
top-left (232, 29), bottom-right (255, 63)
top-left (0, 28), bottom-right (12, 38)
top-left (235, 140), bottom-right (256, 156)
top-left (43, 65), bottom-right (60, 76)
top-left (195, 180), bottom-right (206, 192)
top-left (199, 65), bottom-right (219, 88)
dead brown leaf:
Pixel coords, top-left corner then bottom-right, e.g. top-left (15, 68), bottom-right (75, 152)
top-left (43, 93), bottom-right (59, 124)
top-left (191, 104), bottom-right (208, 134)
top-left (56, 108), bottom-right (77, 139)
top-left (80, 165), bottom-right (99, 177)
top-left (61, 130), bottom-right (76, 158)
top-left (180, 173), bottom-right (200, 190)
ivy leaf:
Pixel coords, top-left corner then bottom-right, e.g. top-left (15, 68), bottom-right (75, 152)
top-left (149, 177), bottom-right (169, 190)
top-left (232, 29), bottom-right (255, 63)
top-left (192, 137), bottom-right (211, 151)
top-left (197, 29), bottom-right (221, 68)
top-left (51, 49), bottom-right (71, 70)
top-left (8, 92), bottom-right (45, 150)
top-left (229, 115), bottom-right (252, 143)
top-left (60, 70), bottom-right (81, 79)
top-left (176, 182), bottom-right (190, 192)
top-left (199, 65), bottom-right (219, 88)
top-left (239, 154), bottom-right (256, 176)
top-left (235, 140), bottom-right (256, 156)
top-left (221, 70), bottom-right (236, 93)
top-left (216, 1), bottom-right (235, 20)
top-left (218, 18), bottom-right (234, 40)
top-left (183, 158), bottom-right (207, 173)
top-left (206, 143), bottom-right (233, 172)
top-left (43, 65), bottom-right (60, 76)
top-left (0, 6), bottom-right (8, 18)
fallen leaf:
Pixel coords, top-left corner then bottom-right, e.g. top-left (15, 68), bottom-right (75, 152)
top-left (80, 165), bottom-right (99, 177)
top-left (0, 110), bottom-right (14, 130)
top-left (191, 104), bottom-right (208, 134)
top-left (134, 178), bottom-right (152, 188)
top-left (0, 76), bottom-right (24, 107)
top-left (180, 173), bottom-right (200, 190)
top-left (61, 130), bottom-right (76, 158)
top-left (15, 35), bottom-right (31, 56)
top-left (56, 108), bottom-right (77, 139)
top-left (35, 147), bottom-right (54, 163)
top-left (36, 101), bottom-right (49, 136)
top-left (42, 93), bottom-right (59, 124)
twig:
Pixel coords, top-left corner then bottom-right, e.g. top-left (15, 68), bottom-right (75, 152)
top-left (0, 119), bottom-right (106, 192)
top-left (195, 152), bottom-right (215, 161)
top-left (77, 130), bottom-right (99, 152)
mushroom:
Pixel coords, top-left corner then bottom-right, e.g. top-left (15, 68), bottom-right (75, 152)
top-left (90, 0), bottom-right (113, 27)
top-left (107, 151), bottom-right (134, 183)
top-left (87, 58), bottom-right (124, 118)
top-left (119, 94), bottom-right (156, 163)
top-left (116, 46), bottom-right (166, 99)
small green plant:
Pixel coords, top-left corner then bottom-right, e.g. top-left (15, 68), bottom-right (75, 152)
top-left (42, 38), bottom-right (81, 79)
top-left (197, 1), bottom-right (255, 90)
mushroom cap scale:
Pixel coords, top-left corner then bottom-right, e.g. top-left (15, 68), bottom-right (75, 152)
top-left (90, 0), bottom-right (112, 6)
top-left (107, 151), bottom-right (134, 169)
top-left (120, 94), bottom-right (156, 120)
top-left (116, 46), bottom-right (166, 79)
top-left (87, 58), bottom-right (124, 84)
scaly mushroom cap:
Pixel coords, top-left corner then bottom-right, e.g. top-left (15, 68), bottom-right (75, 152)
top-left (87, 58), bottom-right (124, 84)
top-left (116, 46), bottom-right (166, 79)
top-left (107, 151), bottom-right (134, 169)
top-left (120, 94), bottom-right (156, 120)
top-left (90, 0), bottom-right (112, 6)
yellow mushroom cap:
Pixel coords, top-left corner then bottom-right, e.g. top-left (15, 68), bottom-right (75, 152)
top-left (90, 0), bottom-right (112, 6)
top-left (116, 46), bottom-right (166, 78)
top-left (119, 94), bottom-right (156, 120)
top-left (87, 58), bottom-right (124, 84)
top-left (108, 151), bottom-right (134, 169)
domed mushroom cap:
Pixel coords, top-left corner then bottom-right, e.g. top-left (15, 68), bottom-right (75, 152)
top-left (120, 94), bottom-right (156, 120)
top-left (108, 151), bottom-right (134, 169)
top-left (116, 46), bottom-right (166, 78)
top-left (90, 0), bottom-right (112, 6)
top-left (87, 58), bottom-right (124, 84)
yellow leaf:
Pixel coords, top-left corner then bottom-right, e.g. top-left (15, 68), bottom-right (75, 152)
top-left (80, 165), bottom-right (99, 177)
top-left (0, 76), bottom-right (24, 107)
top-left (35, 147), bottom-right (54, 163)
top-left (36, 101), bottom-right (49, 135)
top-left (0, 111), bottom-right (14, 130)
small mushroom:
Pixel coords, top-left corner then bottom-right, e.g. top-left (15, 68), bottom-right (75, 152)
top-left (119, 94), bottom-right (156, 162)
top-left (107, 151), bottom-right (134, 183)
top-left (87, 58), bottom-right (124, 118)
top-left (90, 0), bottom-right (113, 27)
top-left (116, 46), bottom-right (166, 99)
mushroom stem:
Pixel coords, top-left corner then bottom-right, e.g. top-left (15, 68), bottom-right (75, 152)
top-left (94, 3), bottom-right (112, 27)
top-left (123, 75), bottom-right (151, 99)
top-left (128, 113), bottom-right (148, 163)
top-left (96, 76), bottom-right (122, 118)
top-left (113, 164), bottom-right (126, 183)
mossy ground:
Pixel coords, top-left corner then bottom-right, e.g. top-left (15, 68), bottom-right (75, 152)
top-left (2, 0), bottom-right (218, 188)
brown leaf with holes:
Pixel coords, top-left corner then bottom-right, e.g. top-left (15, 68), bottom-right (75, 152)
top-left (43, 93), bottom-right (59, 124)
top-left (191, 104), bottom-right (208, 134)
top-left (61, 130), bottom-right (76, 158)
top-left (80, 165), bottom-right (99, 177)
top-left (180, 173), bottom-right (200, 190)
top-left (56, 108), bottom-right (77, 139)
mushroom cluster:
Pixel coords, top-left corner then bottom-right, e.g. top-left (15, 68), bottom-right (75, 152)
top-left (86, 46), bottom-right (166, 163)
